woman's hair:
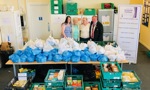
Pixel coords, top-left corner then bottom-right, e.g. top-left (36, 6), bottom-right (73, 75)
top-left (64, 16), bottom-right (71, 24)
top-left (73, 17), bottom-right (78, 24)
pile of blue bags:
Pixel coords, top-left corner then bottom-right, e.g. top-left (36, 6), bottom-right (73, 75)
top-left (9, 47), bottom-right (109, 63)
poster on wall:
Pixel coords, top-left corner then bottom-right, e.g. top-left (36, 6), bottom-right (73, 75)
top-left (142, 0), bottom-right (150, 27)
top-left (117, 5), bottom-right (142, 64)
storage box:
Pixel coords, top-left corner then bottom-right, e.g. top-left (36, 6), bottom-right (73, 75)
top-left (84, 8), bottom-right (96, 15)
top-left (101, 78), bottom-right (121, 88)
top-left (44, 69), bottom-right (66, 87)
top-left (5, 77), bottom-right (31, 90)
top-left (84, 82), bottom-right (100, 90)
top-left (100, 62), bottom-right (122, 79)
top-left (122, 71), bottom-right (141, 88)
top-left (66, 3), bottom-right (77, 10)
top-left (66, 9), bottom-right (78, 15)
top-left (46, 86), bottom-right (63, 90)
top-left (65, 75), bottom-right (84, 90)
top-left (101, 3), bottom-right (114, 9)
top-left (122, 87), bottom-right (141, 90)
top-left (51, 0), bottom-right (63, 6)
top-left (29, 83), bottom-right (46, 90)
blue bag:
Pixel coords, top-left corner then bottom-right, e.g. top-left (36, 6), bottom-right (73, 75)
top-left (43, 51), bottom-right (50, 57)
top-left (72, 56), bottom-right (80, 62)
top-left (9, 54), bottom-right (20, 63)
top-left (90, 53), bottom-right (99, 61)
top-left (24, 46), bottom-right (33, 57)
top-left (32, 48), bottom-right (41, 55)
top-left (84, 50), bottom-right (92, 56)
top-left (73, 50), bottom-right (81, 57)
top-left (36, 53), bottom-right (47, 63)
top-left (53, 54), bottom-right (62, 62)
top-left (27, 55), bottom-right (35, 62)
top-left (15, 50), bottom-right (23, 56)
top-left (62, 56), bottom-right (71, 62)
top-left (81, 55), bottom-right (90, 62)
top-left (50, 48), bottom-right (58, 55)
top-left (98, 54), bottom-right (108, 62)
top-left (80, 51), bottom-right (85, 56)
top-left (47, 53), bottom-right (52, 61)
top-left (20, 54), bottom-right (27, 62)
top-left (62, 51), bottom-right (72, 57)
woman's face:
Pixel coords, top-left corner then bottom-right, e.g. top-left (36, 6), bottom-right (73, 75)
top-left (82, 18), bottom-right (87, 25)
top-left (73, 19), bottom-right (78, 25)
top-left (67, 17), bottom-right (71, 23)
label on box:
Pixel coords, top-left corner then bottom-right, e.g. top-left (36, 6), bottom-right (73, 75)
top-left (18, 73), bottom-right (27, 77)
top-left (54, 11), bottom-right (58, 14)
top-left (54, 6), bottom-right (59, 9)
top-left (54, 1), bottom-right (58, 4)
top-left (18, 76), bottom-right (27, 80)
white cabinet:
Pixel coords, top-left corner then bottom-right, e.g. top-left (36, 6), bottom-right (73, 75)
top-left (0, 11), bottom-right (23, 51)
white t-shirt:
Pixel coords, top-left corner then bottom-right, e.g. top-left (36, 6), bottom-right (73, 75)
top-left (80, 23), bottom-right (90, 38)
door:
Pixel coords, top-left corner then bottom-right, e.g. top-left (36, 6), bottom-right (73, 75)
top-left (27, 3), bottom-right (50, 40)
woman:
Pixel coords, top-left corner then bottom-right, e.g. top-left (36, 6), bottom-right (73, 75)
top-left (72, 17), bottom-right (80, 41)
top-left (80, 17), bottom-right (90, 41)
top-left (61, 16), bottom-right (72, 38)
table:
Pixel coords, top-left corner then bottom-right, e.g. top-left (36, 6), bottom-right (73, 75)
top-left (6, 60), bottom-right (128, 76)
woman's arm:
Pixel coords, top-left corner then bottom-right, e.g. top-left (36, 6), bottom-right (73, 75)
top-left (61, 24), bottom-right (67, 38)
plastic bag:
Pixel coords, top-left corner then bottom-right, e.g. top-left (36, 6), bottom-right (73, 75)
top-left (26, 55), bottom-right (35, 62)
top-left (89, 44), bottom-right (97, 54)
top-left (23, 40), bottom-right (36, 49)
top-left (80, 43), bottom-right (88, 50)
top-left (84, 49), bottom-right (92, 56)
top-left (20, 54), bottom-right (27, 62)
top-left (81, 55), bottom-right (90, 62)
top-left (32, 48), bottom-right (41, 55)
top-left (47, 53), bottom-right (52, 61)
top-left (62, 51), bottom-right (72, 62)
top-left (80, 51), bottom-right (85, 56)
top-left (43, 43), bottom-right (54, 52)
top-left (36, 53), bottom-right (47, 63)
top-left (72, 56), bottom-right (80, 62)
top-left (23, 46), bottom-right (33, 57)
top-left (98, 54), bottom-right (108, 62)
top-left (52, 54), bottom-right (62, 62)
top-left (90, 53), bottom-right (99, 61)
top-left (35, 39), bottom-right (45, 49)
top-left (46, 36), bottom-right (59, 47)
top-left (43, 51), bottom-right (50, 57)
top-left (50, 48), bottom-right (58, 55)
top-left (62, 56), bottom-right (71, 62)
top-left (97, 45), bottom-right (105, 54)
top-left (9, 54), bottom-right (20, 63)
top-left (15, 50), bottom-right (23, 56)
top-left (73, 50), bottom-right (81, 57)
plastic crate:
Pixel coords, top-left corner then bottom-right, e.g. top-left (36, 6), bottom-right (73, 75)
top-left (66, 3), bottom-right (77, 10)
top-left (66, 9), bottom-right (78, 15)
top-left (146, 51), bottom-right (150, 57)
top-left (5, 77), bottom-right (31, 90)
top-left (46, 86), bottom-right (63, 90)
top-left (65, 75), bottom-right (84, 90)
top-left (101, 3), bottom-right (114, 9)
top-left (51, 5), bottom-right (63, 14)
top-left (84, 8), bottom-right (96, 15)
top-left (122, 71), bottom-right (141, 88)
top-left (122, 87), bottom-right (141, 90)
top-left (84, 82), bottom-right (100, 90)
top-left (100, 62), bottom-right (122, 79)
top-left (29, 83), bottom-right (46, 90)
top-left (44, 69), bottom-right (66, 87)
top-left (100, 79), bottom-right (121, 90)
top-left (51, 0), bottom-right (63, 6)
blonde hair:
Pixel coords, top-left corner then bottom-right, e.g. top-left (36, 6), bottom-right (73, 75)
top-left (73, 17), bottom-right (78, 25)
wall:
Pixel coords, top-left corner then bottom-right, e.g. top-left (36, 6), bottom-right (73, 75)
top-left (130, 0), bottom-right (150, 50)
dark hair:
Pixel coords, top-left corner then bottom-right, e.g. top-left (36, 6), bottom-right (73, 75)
top-left (64, 16), bottom-right (71, 24)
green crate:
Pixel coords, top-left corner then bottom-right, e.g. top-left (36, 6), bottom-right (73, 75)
top-left (101, 77), bottom-right (121, 88)
top-left (51, 0), bottom-right (63, 6)
top-left (122, 87), bottom-right (141, 90)
top-left (46, 86), bottom-right (63, 90)
top-left (122, 71), bottom-right (141, 88)
top-left (84, 82), bottom-right (100, 90)
top-left (51, 5), bottom-right (63, 14)
top-left (100, 79), bottom-right (121, 90)
top-left (146, 51), bottom-right (150, 57)
top-left (66, 3), bottom-right (77, 10)
top-left (66, 9), bottom-right (78, 15)
top-left (100, 62), bottom-right (122, 79)
top-left (101, 3), bottom-right (114, 9)
top-left (29, 83), bottom-right (46, 90)
top-left (65, 75), bottom-right (84, 90)
top-left (84, 8), bottom-right (96, 15)
top-left (44, 69), bottom-right (66, 87)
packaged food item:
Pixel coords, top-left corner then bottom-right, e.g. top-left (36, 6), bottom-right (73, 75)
top-left (67, 77), bottom-right (72, 86)
top-left (72, 80), bottom-right (78, 86)
top-left (13, 80), bottom-right (27, 87)
top-left (85, 86), bottom-right (91, 90)
top-left (122, 72), bottom-right (138, 82)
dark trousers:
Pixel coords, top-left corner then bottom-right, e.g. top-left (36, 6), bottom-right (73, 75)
top-left (80, 37), bottom-right (90, 42)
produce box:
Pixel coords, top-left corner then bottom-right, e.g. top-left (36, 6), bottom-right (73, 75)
top-left (122, 71), bottom-right (141, 88)
top-left (100, 62), bottom-right (122, 79)
top-left (44, 69), bottom-right (66, 87)
top-left (101, 3), bottom-right (114, 9)
top-left (29, 83), bottom-right (46, 90)
top-left (5, 77), bottom-right (31, 90)
top-left (46, 86), bottom-right (63, 90)
top-left (84, 82), bottom-right (100, 90)
top-left (65, 75), bottom-right (84, 90)
top-left (122, 87), bottom-right (141, 90)
top-left (84, 8), bottom-right (96, 15)
top-left (101, 76), bottom-right (121, 88)
top-left (100, 79), bottom-right (121, 90)
top-left (66, 3), bottom-right (77, 10)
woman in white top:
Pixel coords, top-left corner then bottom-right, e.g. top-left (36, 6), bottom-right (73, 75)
top-left (72, 17), bottom-right (80, 41)
top-left (80, 17), bottom-right (90, 41)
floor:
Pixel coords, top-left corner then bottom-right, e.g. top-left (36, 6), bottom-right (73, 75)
top-left (0, 43), bottom-right (149, 90)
